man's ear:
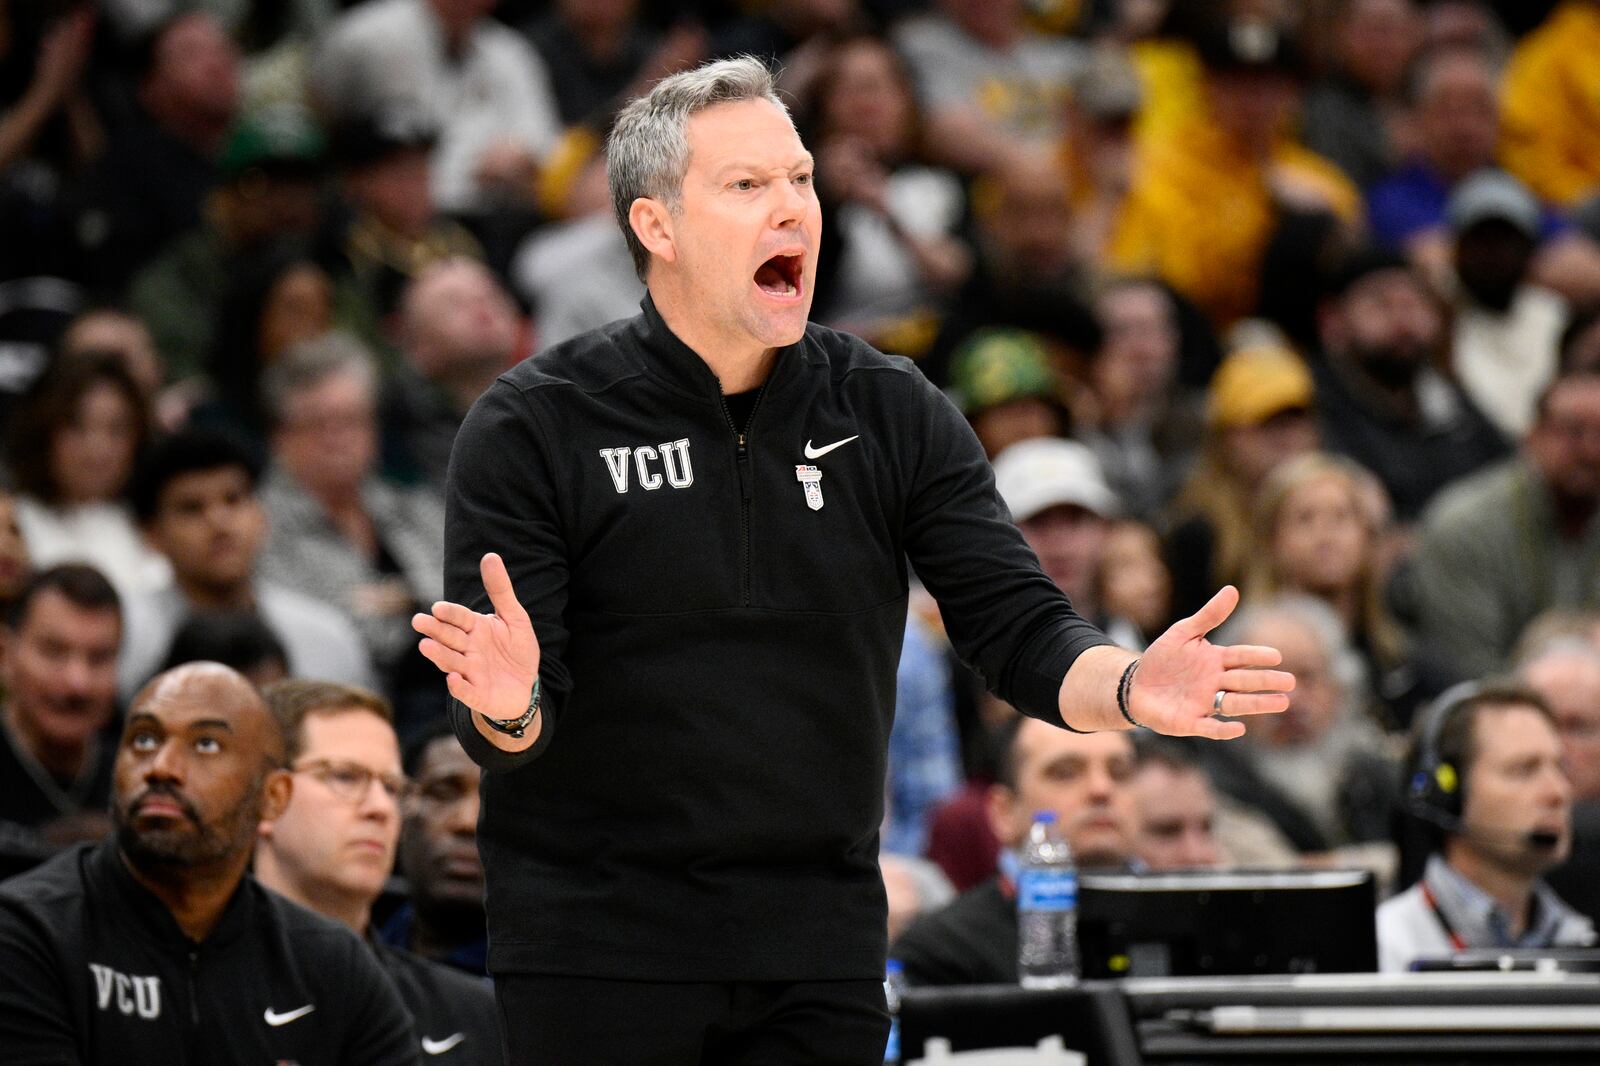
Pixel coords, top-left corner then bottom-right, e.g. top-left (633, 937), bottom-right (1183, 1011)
top-left (259, 768), bottom-right (293, 826)
top-left (628, 197), bottom-right (677, 267)
top-left (986, 782), bottom-right (1019, 849)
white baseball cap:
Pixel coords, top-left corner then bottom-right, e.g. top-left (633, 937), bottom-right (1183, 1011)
top-left (992, 437), bottom-right (1120, 523)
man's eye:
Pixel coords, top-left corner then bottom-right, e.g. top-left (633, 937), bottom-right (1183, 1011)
top-left (733, 179), bottom-right (754, 191)
top-left (333, 767), bottom-right (366, 788)
top-left (130, 732), bottom-right (159, 752)
top-left (794, 172), bottom-right (812, 186)
top-left (194, 737), bottom-right (222, 755)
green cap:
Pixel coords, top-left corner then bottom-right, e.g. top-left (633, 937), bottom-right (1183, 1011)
top-left (219, 107), bottom-right (326, 180)
top-left (948, 328), bottom-right (1061, 416)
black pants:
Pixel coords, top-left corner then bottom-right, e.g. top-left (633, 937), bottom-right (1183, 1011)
top-left (495, 974), bottom-right (890, 1065)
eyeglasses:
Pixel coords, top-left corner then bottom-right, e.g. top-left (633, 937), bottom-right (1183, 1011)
top-left (293, 759), bottom-right (410, 804)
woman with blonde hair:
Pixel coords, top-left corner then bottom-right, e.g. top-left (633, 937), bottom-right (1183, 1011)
top-left (1245, 451), bottom-right (1431, 728)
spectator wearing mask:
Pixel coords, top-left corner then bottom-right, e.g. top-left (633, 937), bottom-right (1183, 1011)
top-left (312, 0), bottom-right (561, 216)
top-left (0, 565), bottom-right (120, 847)
top-left (1446, 169), bottom-right (1568, 440)
top-left (384, 257), bottom-right (523, 491)
top-left (70, 12), bottom-right (240, 293)
top-left (120, 429), bottom-right (375, 702)
top-left (1381, 685), bottom-right (1594, 971)
top-left (6, 353), bottom-right (168, 598)
top-left (1414, 365), bottom-right (1600, 678)
top-left (892, 714), bottom-right (1137, 986)
top-left (0, 663), bottom-right (418, 1063)
top-left (1164, 343), bottom-right (1320, 618)
top-left (378, 723), bottom-right (487, 973)
top-left (1313, 248), bottom-right (1509, 522)
top-left (1498, 0), bottom-right (1600, 207)
top-left (257, 335), bottom-right (445, 734)
top-left (256, 681), bottom-right (500, 1063)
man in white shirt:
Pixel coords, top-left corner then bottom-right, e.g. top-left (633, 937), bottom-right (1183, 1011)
top-left (1378, 685), bottom-right (1594, 971)
top-left (312, 0), bottom-right (561, 214)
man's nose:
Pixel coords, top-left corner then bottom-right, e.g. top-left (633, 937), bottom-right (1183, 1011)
top-left (146, 740), bottom-right (184, 783)
top-left (59, 655), bottom-right (95, 695)
top-left (448, 790), bottom-right (480, 835)
top-left (770, 178), bottom-right (807, 226)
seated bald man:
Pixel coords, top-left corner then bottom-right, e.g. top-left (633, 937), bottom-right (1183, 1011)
top-left (0, 663), bottom-right (419, 1065)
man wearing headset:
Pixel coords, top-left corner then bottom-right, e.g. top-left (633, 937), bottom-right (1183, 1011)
top-left (1378, 684), bottom-right (1595, 972)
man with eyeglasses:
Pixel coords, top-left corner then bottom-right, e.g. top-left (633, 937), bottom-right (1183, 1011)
top-left (256, 680), bottom-right (499, 1064)
top-left (0, 663), bottom-right (419, 1064)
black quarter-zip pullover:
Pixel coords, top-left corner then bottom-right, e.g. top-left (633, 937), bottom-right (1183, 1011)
top-left (444, 298), bottom-right (1111, 981)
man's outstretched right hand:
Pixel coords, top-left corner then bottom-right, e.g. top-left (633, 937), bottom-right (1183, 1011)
top-left (412, 552), bottom-right (541, 750)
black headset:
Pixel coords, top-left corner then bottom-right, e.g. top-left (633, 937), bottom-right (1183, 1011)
top-left (1406, 681), bottom-right (1482, 833)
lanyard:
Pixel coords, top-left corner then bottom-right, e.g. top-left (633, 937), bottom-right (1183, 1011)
top-left (1420, 881), bottom-right (1469, 952)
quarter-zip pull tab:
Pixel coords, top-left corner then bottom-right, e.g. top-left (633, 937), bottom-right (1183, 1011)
top-left (187, 950), bottom-right (200, 1026)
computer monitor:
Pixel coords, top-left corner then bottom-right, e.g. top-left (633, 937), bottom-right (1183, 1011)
top-left (1076, 868), bottom-right (1378, 978)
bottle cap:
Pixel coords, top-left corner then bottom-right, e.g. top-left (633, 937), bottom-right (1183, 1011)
top-left (1033, 811), bottom-right (1058, 824)
top-left (886, 958), bottom-right (904, 975)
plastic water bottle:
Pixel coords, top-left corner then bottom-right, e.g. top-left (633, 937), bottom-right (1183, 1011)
top-left (1017, 811), bottom-right (1078, 988)
top-left (883, 958), bottom-right (905, 1064)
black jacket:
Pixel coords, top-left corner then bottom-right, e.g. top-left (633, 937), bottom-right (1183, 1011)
top-left (374, 940), bottom-right (501, 1064)
top-left (893, 878), bottom-right (1016, 987)
top-left (0, 841), bottom-right (420, 1065)
top-left (445, 298), bottom-right (1110, 982)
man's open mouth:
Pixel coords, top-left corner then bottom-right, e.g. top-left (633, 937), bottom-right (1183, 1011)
top-left (754, 252), bottom-right (803, 298)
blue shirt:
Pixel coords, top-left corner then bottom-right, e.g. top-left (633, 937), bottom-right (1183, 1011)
top-left (883, 617), bottom-right (962, 857)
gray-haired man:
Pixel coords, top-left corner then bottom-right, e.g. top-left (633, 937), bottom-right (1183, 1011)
top-left (413, 57), bottom-right (1292, 1063)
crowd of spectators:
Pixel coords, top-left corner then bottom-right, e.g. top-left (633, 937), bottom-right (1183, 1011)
top-left (3, 0), bottom-right (1600, 1056)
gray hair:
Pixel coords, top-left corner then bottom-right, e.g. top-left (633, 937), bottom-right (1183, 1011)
top-left (262, 330), bottom-right (379, 429)
top-left (1219, 594), bottom-right (1366, 697)
top-left (606, 56), bottom-right (791, 281)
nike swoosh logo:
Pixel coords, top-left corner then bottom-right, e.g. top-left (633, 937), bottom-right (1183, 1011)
top-left (422, 1033), bottom-right (466, 1055)
top-left (264, 1004), bottom-right (315, 1026)
top-left (803, 435), bottom-right (859, 459)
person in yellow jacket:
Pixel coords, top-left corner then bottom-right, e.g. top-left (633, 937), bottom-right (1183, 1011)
top-left (1499, 1), bottom-right (1600, 207)
top-left (1111, 21), bottom-right (1361, 332)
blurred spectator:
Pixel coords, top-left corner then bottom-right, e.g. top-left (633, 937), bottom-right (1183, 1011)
top-left (0, 565), bottom-right (120, 846)
top-left (1097, 519), bottom-right (1173, 642)
top-left (799, 34), bottom-right (970, 347)
top-left (526, 0), bottom-right (705, 130)
top-left (0, 488), bottom-right (31, 615)
top-left (1498, 1), bottom-right (1600, 207)
top-left (892, 715), bottom-right (1136, 985)
top-left (0, 663), bottom-right (418, 1063)
top-left (1130, 740), bottom-right (1223, 869)
top-left (313, 0), bottom-right (561, 215)
top-left (1380, 685), bottom-right (1593, 970)
top-left (1366, 47), bottom-right (1502, 265)
top-left (1164, 343), bottom-right (1319, 618)
top-left (1563, 306), bottom-right (1600, 376)
top-left (384, 257), bottom-right (522, 490)
top-left (329, 110), bottom-right (485, 342)
top-left (198, 244), bottom-right (337, 445)
top-left (946, 330), bottom-right (1073, 460)
top-left (712, 0), bottom-right (860, 70)
top-left (5, 353), bottom-right (168, 597)
top-left (924, 154), bottom-right (1098, 387)
top-left (128, 109), bottom-right (327, 385)
top-left (56, 307), bottom-right (165, 420)
top-left (1111, 17), bottom-right (1361, 331)
top-left (256, 334), bottom-right (445, 734)
top-left (1518, 639), bottom-right (1600, 804)
top-left (379, 723), bottom-right (487, 973)
top-left (159, 611), bottom-right (290, 691)
top-left (1081, 278), bottom-right (1202, 518)
top-left (0, 5), bottom-right (100, 283)
top-left (1247, 453), bottom-right (1439, 728)
top-left (120, 429), bottom-right (374, 702)
top-left (893, 0), bottom-right (1086, 173)
top-left (884, 616), bottom-right (962, 858)
top-left (1204, 597), bottom-right (1398, 858)
top-left (1413, 365), bottom-right (1600, 678)
top-left (1301, 0), bottom-right (1424, 189)
top-left (1447, 169), bottom-right (1567, 439)
top-left (256, 680), bottom-right (500, 1063)
top-left (1422, 0), bottom-right (1509, 58)
top-left (70, 11), bottom-right (240, 293)
top-left (1313, 248), bottom-right (1509, 522)
top-left (993, 438), bottom-right (1142, 647)
top-left (1057, 46), bottom-right (1143, 268)
top-left (882, 851), bottom-right (956, 945)
top-left (512, 211), bottom-right (642, 350)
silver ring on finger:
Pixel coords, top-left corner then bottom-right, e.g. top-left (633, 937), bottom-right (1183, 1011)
top-left (1213, 689), bottom-right (1227, 716)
